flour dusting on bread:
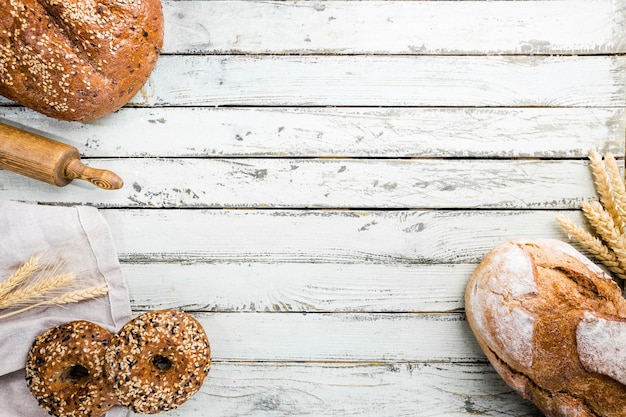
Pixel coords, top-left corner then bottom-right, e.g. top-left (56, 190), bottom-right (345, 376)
top-left (577, 312), bottom-right (626, 386)
top-left (513, 238), bottom-right (612, 280)
top-left (466, 242), bottom-right (536, 368)
top-left (488, 295), bottom-right (535, 368)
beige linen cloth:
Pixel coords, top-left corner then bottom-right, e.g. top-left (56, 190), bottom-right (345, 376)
top-left (0, 200), bottom-right (131, 417)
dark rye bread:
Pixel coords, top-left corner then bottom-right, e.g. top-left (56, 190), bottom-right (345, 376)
top-left (0, 0), bottom-right (163, 121)
top-left (465, 239), bottom-right (626, 417)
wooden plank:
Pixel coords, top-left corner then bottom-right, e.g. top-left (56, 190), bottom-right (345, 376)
top-left (126, 258), bottom-right (620, 314)
top-left (162, 0), bottom-right (626, 55)
top-left (103, 209), bottom-right (584, 265)
top-left (184, 312), bottom-right (483, 362)
top-left (131, 55), bottom-right (626, 107)
top-left (137, 362), bottom-right (540, 417)
top-left (124, 263), bottom-right (472, 313)
top-left (0, 159), bottom-right (597, 209)
top-left (1, 107), bottom-right (623, 158)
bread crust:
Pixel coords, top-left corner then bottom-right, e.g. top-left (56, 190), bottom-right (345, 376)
top-left (0, 0), bottom-right (163, 121)
top-left (465, 239), bottom-right (626, 417)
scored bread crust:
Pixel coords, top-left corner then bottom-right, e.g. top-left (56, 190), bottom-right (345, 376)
top-left (0, 0), bottom-right (163, 121)
top-left (465, 239), bottom-right (626, 417)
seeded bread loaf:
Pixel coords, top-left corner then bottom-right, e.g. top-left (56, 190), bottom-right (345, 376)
top-left (0, 0), bottom-right (163, 121)
top-left (465, 239), bottom-right (626, 417)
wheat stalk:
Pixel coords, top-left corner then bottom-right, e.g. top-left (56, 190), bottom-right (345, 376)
top-left (0, 255), bottom-right (110, 320)
top-left (588, 149), bottom-right (624, 234)
top-left (604, 152), bottom-right (626, 223)
top-left (581, 200), bottom-right (626, 260)
top-left (0, 284), bottom-right (109, 321)
top-left (558, 149), bottom-right (626, 290)
top-left (0, 255), bottom-right (40, 299)
top-left (556, 214), bottom-right (626, 281)
top-left (0, 273), bottom-right (75, 309)
top-left (47, 284), bottom-right (109, 305)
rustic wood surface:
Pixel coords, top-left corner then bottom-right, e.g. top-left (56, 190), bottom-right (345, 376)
top-left (1, 1), bottom-right (625, 416)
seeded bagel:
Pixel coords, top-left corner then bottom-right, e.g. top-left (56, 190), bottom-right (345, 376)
top-left (0, 0), bottom-right (163, 121)
top-left (25, 320), bottom-right (116, 417)
top-left (105, 310), bottom-right (211, 413)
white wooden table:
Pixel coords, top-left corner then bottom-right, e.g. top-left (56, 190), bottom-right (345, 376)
top-left (1, 1), bottom-right (625, 416)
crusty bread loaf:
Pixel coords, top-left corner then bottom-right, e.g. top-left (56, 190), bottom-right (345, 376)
top-left (465, 239), bottom-right (626, 417)
top-left (0, 0), bottom-right (163, 121)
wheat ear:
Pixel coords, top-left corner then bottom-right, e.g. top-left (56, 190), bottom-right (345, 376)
top-left (556, 214), bottom-right (626, 281)
top-left (0, 273), bottom-right (74, 309)
top-left (588, 149), bottom-right (623, 234)
top-left (581, 200), bottom-right (626, 271)
top-left (604, 152), bottom-right (626, 225)
top-left (0, 255), bottom-right (40, 299)
top-left (46, 284), bottom-right (109, 305)
top-left (0, 284), bottom-right (109, 320)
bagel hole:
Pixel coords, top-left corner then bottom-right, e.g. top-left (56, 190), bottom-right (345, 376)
top-left (62, 364), bottom-right (90, 382)
top-left (152, 355), bottom-right (172, 371)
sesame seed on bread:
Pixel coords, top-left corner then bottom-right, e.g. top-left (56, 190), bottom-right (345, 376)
top-left (0, 0), bottom-right (163, 121)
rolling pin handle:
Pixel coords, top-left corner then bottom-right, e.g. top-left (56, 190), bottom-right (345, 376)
top-left (65, 158), bottom-right (124, 190)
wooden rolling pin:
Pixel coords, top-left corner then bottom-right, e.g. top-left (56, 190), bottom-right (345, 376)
top-left (0, 121), bottom-right (123, 190)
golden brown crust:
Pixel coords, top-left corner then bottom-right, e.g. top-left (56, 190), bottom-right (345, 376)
top-left (105, 309), bottom-right (211, 414)
top-left (25, 320), bottom-right (117, 417)
top-left (465, 239), bottom-right (626, 417)
top-left (0, 0), bottom-right (163, 121)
